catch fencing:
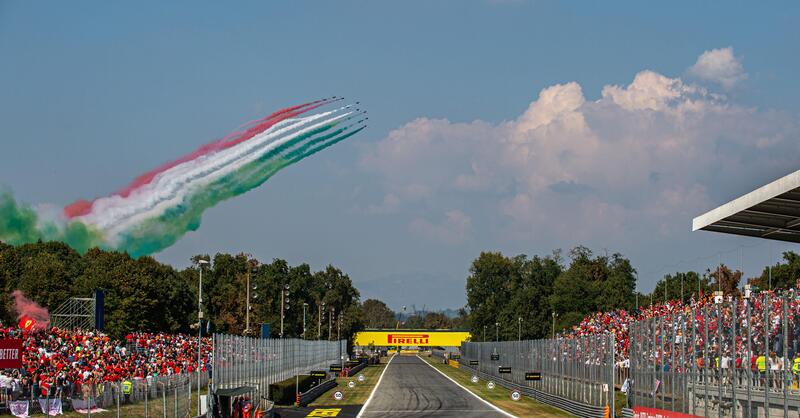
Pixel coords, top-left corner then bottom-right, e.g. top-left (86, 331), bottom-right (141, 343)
top-left (460, 333), bottom-right (615, 417)
top-left (627, 291), bottom-right (800, 418)
top-left (9, 372), bottom-right (210, 418)
top-left (212, 334), bottom-right (346, 411)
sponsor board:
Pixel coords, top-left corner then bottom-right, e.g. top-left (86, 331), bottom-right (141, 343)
top-left (354, 331), bottom-right (471, 347)
top-left (490, 354), bottom-right (500, 361)
top-left (498, 366), bottom-right (511, 374)
top-left (310, 371), bottom-right (327, 378)
top-left (329, 364), bottom-right (342, 372)
top-left (451, 354), bottom-right (460, 360)
top-left (0, 339), bottom-right (23, 369)
top-left (632, 407), bottom-right (703, 418)
top-left (469, 360), bottom-right (479, 366)
top-left (525, 372), bottom-right (542, 381)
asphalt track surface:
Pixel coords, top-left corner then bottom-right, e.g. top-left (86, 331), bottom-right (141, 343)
top-left (358, 355), bottom-right (509, 418)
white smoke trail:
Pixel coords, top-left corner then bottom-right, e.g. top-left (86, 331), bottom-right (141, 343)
top-left (78, 106), bottom-right (354, 243)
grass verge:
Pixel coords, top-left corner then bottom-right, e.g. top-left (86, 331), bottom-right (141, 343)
top-left (419, 354), bottom-right (573, 418)
top-left (307, 361), bottom-right (388, 407)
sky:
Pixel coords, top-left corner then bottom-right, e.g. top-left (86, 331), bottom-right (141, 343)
top-left (1, 1), bottom-right (799, 311)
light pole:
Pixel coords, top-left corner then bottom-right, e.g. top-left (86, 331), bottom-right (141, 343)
top-left (280, 284), bottom-right (290, 338)
top-left (518, 317), bottom-right (523, 341)
top-left (495, 322), bottom-right (499, 342)
top-left (396, 306), bottom-right (406, 329)
top-left (483, 325), bottom-right (487, 342)
top-left (245, 265), bottom-right (258, 335)
top-left (302, 303), bottom-right (308, 339)
top-left (329, 307), bottom-right (335, 341)
top-left (337, 313), bottom-right (343, 370)
top-left (196, 258), bottom-right (209, 417)
top-left (318, 301), bottom-right (325, 340)
top-left (551, 312), bottom-right (556, 339)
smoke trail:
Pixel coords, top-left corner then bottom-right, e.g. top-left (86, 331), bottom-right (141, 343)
top-left (0, 99), bottom-right (367, 256)
top-left (11, 290), bottom-right (51, 331)
top-left (0, 191), bottom-right (105, 252)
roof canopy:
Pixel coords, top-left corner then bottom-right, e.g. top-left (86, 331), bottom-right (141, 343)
top-left (693, 169), bottom-right (800, 242)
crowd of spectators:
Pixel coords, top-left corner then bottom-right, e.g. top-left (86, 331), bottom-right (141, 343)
top-left (0, 326), bottom-right (212, 401)
top-left (566, 285), bottom-right (800, 371)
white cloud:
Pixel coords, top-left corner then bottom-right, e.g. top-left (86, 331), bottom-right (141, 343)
top-left (409, 210), bottom-right (473, 245)
top-left (688, 47), bottom-right (747, 90)
top-left (361, 50), bottom-right (798, 248)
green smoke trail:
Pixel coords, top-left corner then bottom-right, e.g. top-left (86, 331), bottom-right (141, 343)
top-left (0, 114), bottom-right (366, 257)
top-left (115, 123), bottom-right (362, 257)
top-left (0, 191), bottom-right (105, 252)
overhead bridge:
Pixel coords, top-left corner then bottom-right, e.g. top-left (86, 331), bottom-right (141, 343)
top-left (354, 330), bottom-right (472, 347)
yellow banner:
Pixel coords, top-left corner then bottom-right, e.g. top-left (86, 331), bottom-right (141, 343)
top-left (354, 330), bottom-right (471, 347)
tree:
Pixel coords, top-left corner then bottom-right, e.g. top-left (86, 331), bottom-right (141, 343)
top-left (360, 299), bottom-right (395, 329)
top-left (708, 264), bottom-right (742, 297)
top-left (422, 312), bottom-right (451, 329)
top-left (549, 246), bottom-right (636, 332)
top-left (647, 271), bottom-right (711, 305)
top-left (751, 251), bottom-right (800, 291)
top-left (466, 252), bottom-right (516, 341)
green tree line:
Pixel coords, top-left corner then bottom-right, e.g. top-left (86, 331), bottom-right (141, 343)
top-left (0, 240), bottom-right (366, 341)
top-left (464, 247), bottom-right (800, 341)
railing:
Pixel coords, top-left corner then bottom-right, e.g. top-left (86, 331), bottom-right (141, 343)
top-left (298, 379), bottom-right (337, 406)
top-left (212, 334), bottom-right (346, 413)
top-left (3, 372), bottom-right (208, 417)
top-left (460, 334), bottom-right (615, 416)
top-left (627, 291), bottom-right (800, 417)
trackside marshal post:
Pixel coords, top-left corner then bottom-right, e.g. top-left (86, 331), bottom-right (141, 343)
top-left (0, 339), bottom-right (23, 368)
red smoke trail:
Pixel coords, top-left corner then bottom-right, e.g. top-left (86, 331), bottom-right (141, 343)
top-left (63, 98), bottom-right (340, 219)
top-left (11, 290), bottom-right (50, 331)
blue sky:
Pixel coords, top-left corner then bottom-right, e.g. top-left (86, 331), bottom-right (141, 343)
top-left (1, 1), bottom-right (799, 310)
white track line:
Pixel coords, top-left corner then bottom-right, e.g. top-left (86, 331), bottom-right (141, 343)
top-left (417, 355), bottom-right (517, 418)
top-left (356, 354), bottom-right (396, 418)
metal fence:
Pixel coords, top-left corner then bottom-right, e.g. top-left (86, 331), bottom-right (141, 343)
top-left (7, 372), bottom-right (209, 418)
top-left (460, 333), bottom-right (615, 414)
top-left (212, 334), bottom-right (346, 411)
top-left (627, 291), bottom-right (800, 418)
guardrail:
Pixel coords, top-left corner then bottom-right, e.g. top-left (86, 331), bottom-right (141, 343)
top-left (346, 362), bottom-right (367, 377)
top-left (460, 363), bottom-right (608, 418)
top-left (298, 379), bottom-right (337, 406)
top-left (460, 333), bottom-right (616, 416)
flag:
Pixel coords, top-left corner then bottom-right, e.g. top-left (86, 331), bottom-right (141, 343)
top-left (9, 400), bottom-right (28, 418)
top-left (37, 399), bottom-right (62, 416)
top-left (18, 317), bottom-right (35, 332)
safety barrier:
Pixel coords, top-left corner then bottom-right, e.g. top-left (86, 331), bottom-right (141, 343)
top-left (298, 379), bottom-right (337, 406)
top-left (461, 333), bottom-right (616, 416)
top-left (346, 362), bottom-right (367, 377)
top-left (460, 363), bottom-right (608, 417)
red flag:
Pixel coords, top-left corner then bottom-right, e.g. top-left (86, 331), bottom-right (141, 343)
top-left (19, 316), bottom-right (35, 331)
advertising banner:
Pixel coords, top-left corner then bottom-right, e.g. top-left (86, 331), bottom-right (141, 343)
top-left (354, 331), bottom-right (471, 347)
top-left (633, 407), bottom-right (702, 418)
top-left (0, 339), bottom-right (23, 369)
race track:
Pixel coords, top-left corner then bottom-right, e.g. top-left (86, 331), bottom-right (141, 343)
top-left (358, 355), bottom-right (510, 418)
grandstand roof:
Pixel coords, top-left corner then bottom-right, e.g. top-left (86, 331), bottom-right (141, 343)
top-left (693, 169), bottom-right (800, 242)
